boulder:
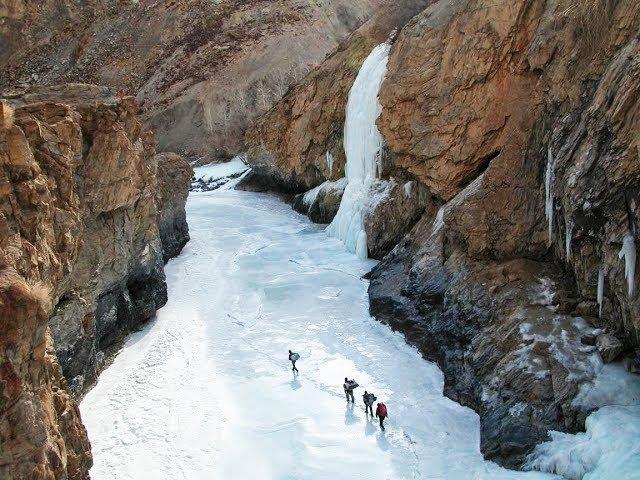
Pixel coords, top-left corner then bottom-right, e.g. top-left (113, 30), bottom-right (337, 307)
top-left (597, 334), bottom-right (624, 363)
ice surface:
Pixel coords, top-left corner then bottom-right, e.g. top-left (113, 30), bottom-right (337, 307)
top-left (327, 43), bottom-right (390, 259)
top-left (81, 188), bottom-right (559, 480)
top-left (525, 405), bottom-right (640, 480)
top-left (545, 148), bottom-right (555, 244)
top-left (192, 156), bottom-right (248, 182)
top-left (618, 233), bottom-right (636, 296)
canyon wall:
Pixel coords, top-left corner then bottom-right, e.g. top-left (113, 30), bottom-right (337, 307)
top-left (244, 0), bottom-right (640, 468)
top-left (0, 0), bottom-right (385, 162)
top-left (0, 84), bottom-right (191, 479)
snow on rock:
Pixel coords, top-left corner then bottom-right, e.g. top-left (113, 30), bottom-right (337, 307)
top-left (572, 363), bottom-right (640, 410)
top-left (432, 207), bottom-right (444, 235)
top-left (525, 405), bottom-right (640, 480)
top-left (327, 43), bottom-right (390, 259)
top-left (618, 233), bottom-right (637, 296)
top-left (191, 155), bottom-right (249, 192)
top-left (81, 188), bottom-right (560, 480)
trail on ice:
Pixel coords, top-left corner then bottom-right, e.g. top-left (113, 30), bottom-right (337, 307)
top-left (81, 189), bottom-right (558, 480)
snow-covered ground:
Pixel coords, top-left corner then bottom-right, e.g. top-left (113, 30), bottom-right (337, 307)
top-left (80, 188), bottom-right (635, 480)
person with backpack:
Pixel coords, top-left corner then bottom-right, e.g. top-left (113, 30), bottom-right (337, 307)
top-left (343, 377), bottom-right (358, 402)
top-left (363, 390), bottom-right (376, 416)
top-left (376, 402), bottom-right (388, 430)
top-left (288, 350), bottom-right (299, 373)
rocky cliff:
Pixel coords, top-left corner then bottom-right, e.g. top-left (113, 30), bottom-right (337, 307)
top-left (0, 0), bottom-right (385, 162)
top-left (0, 84), bottom-right (191, 479)
top-left (244, 0), bottom-right (640, 469)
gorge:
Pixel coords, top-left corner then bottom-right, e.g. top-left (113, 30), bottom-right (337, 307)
top-left (1, 0), bottom-right (640, 479)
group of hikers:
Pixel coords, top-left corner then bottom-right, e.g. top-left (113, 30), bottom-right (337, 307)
top-left (288, 350), bottom-right (388, 430)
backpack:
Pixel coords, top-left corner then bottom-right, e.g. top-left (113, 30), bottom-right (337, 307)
top-left (346, 380), bottom-right (359, 390)
top-left (290, 352), bottom-right (300, 361)
top-left (377, 403), bottom-right (387, 417)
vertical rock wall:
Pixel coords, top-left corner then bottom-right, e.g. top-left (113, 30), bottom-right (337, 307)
top-left (0, 84), bottom-right (191, 479)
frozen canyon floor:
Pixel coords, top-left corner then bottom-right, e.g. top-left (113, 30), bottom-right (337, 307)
top-left (81, 186), bottom-right (631, 480)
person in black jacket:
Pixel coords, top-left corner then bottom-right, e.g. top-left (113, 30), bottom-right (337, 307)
top-left (288, 350), bottom-right (299, 373)
top-left (363, 391), bottom-right (375, 416)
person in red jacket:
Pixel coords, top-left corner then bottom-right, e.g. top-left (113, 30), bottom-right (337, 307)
top-left (375, 402), bottom-right (388, 430)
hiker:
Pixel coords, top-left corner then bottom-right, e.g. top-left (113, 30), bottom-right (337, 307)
top-left (363, 390), bottom-right (376, 416)
top-left (343, 377), bottom-right (358, 402)
top-left (376, 402), bottom-right (388, 430)
top-left (288, 350), bottom-right (299, 373)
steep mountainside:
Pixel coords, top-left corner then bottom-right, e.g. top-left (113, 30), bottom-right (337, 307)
top-left (0, 84), bottom-right (191, 479)
top-left (245, 0), bottom-right (640, 468)
top-left (0, 0), bottom-right (384, 162)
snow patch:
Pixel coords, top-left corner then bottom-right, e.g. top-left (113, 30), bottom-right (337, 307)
top-left (432, 207), bottom-right (444, 235)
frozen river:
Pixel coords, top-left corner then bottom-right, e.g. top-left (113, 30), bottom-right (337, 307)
top-left (81, 188), bottom-right (561, 480)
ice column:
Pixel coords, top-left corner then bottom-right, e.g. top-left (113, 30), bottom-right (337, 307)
top-left (618, 233), bottom-right (637, 296)
top-left (326, 43), bottom-right (391, 259)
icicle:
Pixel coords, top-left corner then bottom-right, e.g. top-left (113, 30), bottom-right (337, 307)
top-left (327, 43), bottom-right (391, 259)
top-left (618, 233), bottom-right (637, 296)
top-left (545, 148), bottom-right (555, 244)
top-left (597, 269), bottom-right (605, 317)
top-left (565, 221), bottom-right (573, 260)
top-left (326, 151), bottom-right (334, 177)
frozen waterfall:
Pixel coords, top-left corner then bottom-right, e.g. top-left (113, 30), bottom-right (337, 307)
top-left (326, 43), bottom-right (390, 259)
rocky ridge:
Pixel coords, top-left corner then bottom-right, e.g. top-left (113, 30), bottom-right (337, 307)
top-left (0, 84), bottom-right (191, 479)
top-left (0, 0), bottom-right (384, 162)
top-left (244, 0), bottom-right (640, 469)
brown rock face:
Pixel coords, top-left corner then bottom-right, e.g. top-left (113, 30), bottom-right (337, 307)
top-left (156, 153), bottom-right (193, 262)
top-left (0, 84), bottom-right (191, 479)
top-left (369, 0), bottom-right (640, 467)
top-left (0, 0), bottom-right (385, 161)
